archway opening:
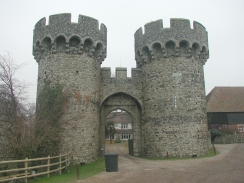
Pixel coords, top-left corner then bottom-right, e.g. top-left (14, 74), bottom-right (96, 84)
top-left (100, 92), bottom-right (142, 157)
top-left (105, 109), bottom-right (133, 154)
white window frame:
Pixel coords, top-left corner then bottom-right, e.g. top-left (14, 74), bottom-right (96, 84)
top-left (238, 125), bottom-right (244, 132)
top-left (106, 135), bottom-right (114, 140)
top-left (122, 133), bottom-right (130, 140)
top-left (121, 123), bottom-right (128, 129)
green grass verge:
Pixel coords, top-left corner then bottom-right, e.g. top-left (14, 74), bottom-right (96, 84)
top-left (29, 157), bottom-right (105, 183)
top-left (138, 148), bottom-right (220, 161)
top-left (197, 147), bottom-right (220, 158)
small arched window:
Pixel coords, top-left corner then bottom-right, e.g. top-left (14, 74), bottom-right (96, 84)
top-left (55, 36), bottom-right (66, 52)
top-left (200, 46), bottom-right (208, 60)
top-left (166, 40), bottom-right (175, 56)
top-left (179, 40), bottom-right (189, 57)
top-left (142, 46), bottom-right (152, 63)
top-left (69, 36), bottom-right (80, 48)
top-left (201, 46), bottom-right (207, 54)
top-left (136, 50), bottom-right (142, 68)
top-left (152, 43), bottom-right (163, 59)
top-left (36, 41), bottom-right (40, 48)
top-left (84, 39), bottom-right (93, 53)
top-left (95, 42), bottom-right (103, 60)
top-left (192, 43), bottom-right (200, 58)
top-left (41, 37), bottom-right (52, 52)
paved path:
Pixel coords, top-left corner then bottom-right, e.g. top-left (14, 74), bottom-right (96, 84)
top-left (77, 143), bottom-right (244, 183)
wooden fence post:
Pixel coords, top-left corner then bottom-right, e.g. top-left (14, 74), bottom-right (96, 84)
top-left (25, 157), bottom-right (28, 183)
top-left (66, 153), bottom-right (68, 171)
top-left (0, 153), bottom-right (73, 182)
top-left (76, 164), bottom-right (80, 179)
top-left (68, 152), bottom-right (70, 165)
top-left (47, 155), bottom-right (50, 177)
top-left (59, 154), bottom-right (62, 175)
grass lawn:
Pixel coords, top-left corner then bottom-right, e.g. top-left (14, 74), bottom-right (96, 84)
top-left (29, 158), bottom-right (105, 183)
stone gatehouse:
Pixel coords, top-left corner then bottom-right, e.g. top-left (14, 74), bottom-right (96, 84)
top-left (33, 13), bottom-right (210, 162)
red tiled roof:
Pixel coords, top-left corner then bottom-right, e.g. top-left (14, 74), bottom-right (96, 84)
top-left (206, 87), bottom-right (244, 112)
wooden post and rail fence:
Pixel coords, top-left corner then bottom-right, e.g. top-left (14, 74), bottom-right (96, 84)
top-left (0, 152), bottom-right (70, 183)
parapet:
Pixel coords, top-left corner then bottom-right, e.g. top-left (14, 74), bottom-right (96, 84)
top-left (34, 13), bottom-right (107, 39)
top-left (101, 67), bottom-right (141, 80)
top-left (134, 18), bottom-right (209, 66)
top-left (134, 18), bottom-right (208, 54)
top-left (33, 13), bottom-right (107, 62)
top-left (101, 67), bottom-right (111, 78)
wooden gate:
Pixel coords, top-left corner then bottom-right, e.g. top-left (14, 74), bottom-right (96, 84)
top-left (128, 139), bottom-right (134, 156)
top-left (235, 134), bottom-right (244, 143)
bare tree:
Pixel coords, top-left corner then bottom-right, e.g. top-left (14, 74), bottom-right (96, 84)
top-left (0, 53), bottom-right (31, 159)
top-left (0, 54), bottom-right (69, 160)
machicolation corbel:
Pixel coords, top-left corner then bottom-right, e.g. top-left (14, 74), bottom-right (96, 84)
top-left (134, 18), bottom-right (209, 66)
top-left (33, 13), bottom-right (107, 63)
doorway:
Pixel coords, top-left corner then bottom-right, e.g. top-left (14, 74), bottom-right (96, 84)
top-left (100, 92), bottom-right (142, 156)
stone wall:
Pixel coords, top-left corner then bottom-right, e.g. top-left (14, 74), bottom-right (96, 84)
top-left (134, 18), bottom-right (209, 157)
top-left (33, 14), bottom-right (106, 163)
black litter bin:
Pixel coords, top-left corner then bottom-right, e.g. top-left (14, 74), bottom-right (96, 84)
top-left (104, 153), bottom-right (118, 172)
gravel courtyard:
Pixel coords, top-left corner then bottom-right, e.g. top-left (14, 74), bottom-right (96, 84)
top-left (77, 143), bottom-right (244, 183)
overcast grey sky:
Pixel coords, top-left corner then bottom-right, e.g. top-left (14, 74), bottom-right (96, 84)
top-left (0, 0), bottom-right (243, 103)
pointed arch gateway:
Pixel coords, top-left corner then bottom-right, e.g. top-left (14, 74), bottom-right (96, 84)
top-left (100, 92), bottom-right (142, 156)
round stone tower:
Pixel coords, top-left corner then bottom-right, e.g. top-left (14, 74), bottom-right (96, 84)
top-left (33, 13), bottom-right (107, 162)
top-left (134, 19), bottom-right (210, 157)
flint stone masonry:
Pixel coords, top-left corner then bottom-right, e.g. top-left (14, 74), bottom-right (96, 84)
top-left (33, 13), bottom-right (210, 162)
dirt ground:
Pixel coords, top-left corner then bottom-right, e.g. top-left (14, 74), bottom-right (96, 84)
top-left (77, 143), bottom-right (244, 183)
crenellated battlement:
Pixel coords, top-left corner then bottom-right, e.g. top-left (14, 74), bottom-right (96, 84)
top-left (33, 13), bottom-right (107, 63)
top-left (101, 67), bottom-right (142, 80)
top-left (134, 18), bottom-right (209, 67)
top-left (35, 14), bottom-right (106, 32)
top-left (101, 67), bottom-right (142, 102)
top-left (34, 13), bottom-right (106, 33)
top-left (101, 67), bottom-right (111, 78)
top-left (135, 18), bottom-right (206, 39)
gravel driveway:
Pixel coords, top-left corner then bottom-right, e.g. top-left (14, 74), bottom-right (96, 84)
top-left (77, 143), bottom-right (244, 183)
